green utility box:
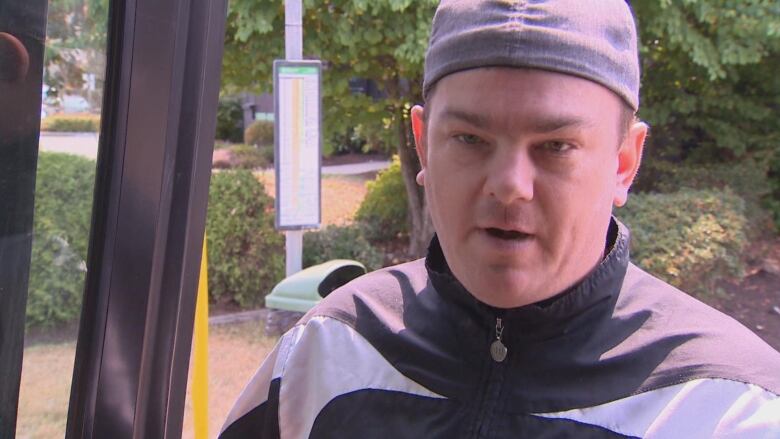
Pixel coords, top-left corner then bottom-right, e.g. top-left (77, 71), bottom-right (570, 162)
top-left (264, 259), bottom-right (367, 313)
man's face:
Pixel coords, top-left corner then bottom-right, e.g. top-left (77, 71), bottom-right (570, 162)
top-left (412, 67), bottom-right (646, 308)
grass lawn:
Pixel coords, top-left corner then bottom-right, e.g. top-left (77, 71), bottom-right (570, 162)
top-left (17, 321), bottom-right (278, 439)
top-left (182, 320), bottom-right (277, 438)
top-left (17, 342), bottom-right (76, 438)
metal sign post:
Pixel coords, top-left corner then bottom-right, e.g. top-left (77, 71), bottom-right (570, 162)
top-left (276, 0), bottom-right (321, 277)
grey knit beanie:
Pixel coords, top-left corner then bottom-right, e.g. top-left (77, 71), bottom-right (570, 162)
top-left (423, 0), bottom-right (640, 110)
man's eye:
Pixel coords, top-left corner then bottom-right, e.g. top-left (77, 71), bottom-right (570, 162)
top-left (541, 141), bottom-right (575, 153)
top-left (454, 134), bottom-right (484, 145)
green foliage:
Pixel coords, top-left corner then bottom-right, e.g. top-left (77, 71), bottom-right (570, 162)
top-left (223, 0), bottom-right (780, 252)
top-left (215, 98), bottom-right (244, 143)
top-left (768, 150), bottom-right (780, 230)
top-left (618, 188), bottom-right (748, 298)
top-left (230, 144), bottom-right (270, 169)
top-left (633, 0), bottom-right (780, 164)
top-left (329, 128), bottom-right (375, 156)
top-left (633, 158), bottom-right (774, 231)
top-left (46, 0), bottom-right (108, 52)
top-left (214, 140), bottom-right (234, 150)
top-left (244, 120), bottom-right (274, 147)
top-left (242, 120), bottom-right (276, 165)
top-left (259, 144), bottom-right (275, 166)
top-left (206, 170), bottom-right (284, 307)
top-left (45, 0), bottom-right (108, 103)
top-left (303, 225), bottom-right (384, 271)
top-left (27, 152), bottom-right (95, 328)
top-left (222, 0), bottom-right (779, 161)
top-left (41, 114), bottom-right (100, 132)
top-left (630, 1), bottom-right (780, 235)
top-left (355, 155), bottom-right (408, 241)
top-left (222, 0), bottom-right (438, 155)
top-left (213, 143), bottom-right (270, 170)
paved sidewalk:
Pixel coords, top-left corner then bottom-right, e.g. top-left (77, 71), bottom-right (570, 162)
top-left (38, 132), bottom-right (390, 175)
top-left (209, 309), bottom-right (268, 325)
top-left (39, 132), bottom-right (99, 160)
top-left (323, 160), bottom-right (389, 175)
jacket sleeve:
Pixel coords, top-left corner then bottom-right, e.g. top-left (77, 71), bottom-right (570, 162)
top-left (219, 336), bottom-right (285, 438)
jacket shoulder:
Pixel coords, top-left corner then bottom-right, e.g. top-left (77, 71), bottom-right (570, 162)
top-left (619, 263), bottom-right (780, 395)
top-left (297, 258), bottom-right (430, 328)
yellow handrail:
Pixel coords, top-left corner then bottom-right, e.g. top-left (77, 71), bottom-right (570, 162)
top-left (193, 238), bottom-right (209, 438)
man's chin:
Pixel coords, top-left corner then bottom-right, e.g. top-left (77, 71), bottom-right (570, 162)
top-left (466, 273), bottom-right (545, 309)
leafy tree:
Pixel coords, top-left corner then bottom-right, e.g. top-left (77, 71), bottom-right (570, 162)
top-left (634, 0), bottom-right (779, 158)
top-left (44, 0), bottom-right (108, 105)
top-left (223, 0), bottom-right (780, 258)
top-left (223, 0), bottom-right (438, 256)
top-left (632, 0), bottom-right (780, 225)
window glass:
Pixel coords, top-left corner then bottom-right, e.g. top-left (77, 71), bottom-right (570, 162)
top-left (13, 0), bottom-right (108, 437)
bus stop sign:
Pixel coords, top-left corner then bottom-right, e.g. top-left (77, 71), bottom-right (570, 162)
top-left (273, 59), bottom-right (322, 230)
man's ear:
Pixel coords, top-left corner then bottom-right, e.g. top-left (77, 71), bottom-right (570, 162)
top-left (410, 105), bottom-right (427, 186)
top-left (613, 121), bottom-right (648, 207)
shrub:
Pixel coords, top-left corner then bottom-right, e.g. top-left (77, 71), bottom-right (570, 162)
top-left (215, 98), bottom-right (244, 143)
top-left (206, 170), bottom-right (284, 307)
top-left (328, 127), bottom-right (370, 156)
top-left (303, 224), bottom-right (383, 271)
top-left (635, 159), bottom-right (768, 198)
top-left (27, 152), bottom-right (95, 328)
top-left (258, 144), bottom-right (274, 165)
top-left (212, 144), bottom-right (272, 170)
top-left (633, 158), bottom-right (775, 233)
top-left (244, 120), bottom-right (274, 148)
top-left (355, 155), bottom-right (409, 241)
top-left (617, 188), bottom-right (749, 298)
top-left (214, 140), bottom-right (234, 150)
top-left (230, 144), bottom-right (269, 169)
top-left (41, 113), bottom-right (100, 132)
top-left (768, 150), bottom-right (780, 231)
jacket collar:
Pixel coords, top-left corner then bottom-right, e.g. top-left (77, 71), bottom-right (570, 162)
top-left (425, 217), bottom-right (631, 341)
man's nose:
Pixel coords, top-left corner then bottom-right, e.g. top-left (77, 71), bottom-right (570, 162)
top-left (483, 149), bottom-right (535, 204)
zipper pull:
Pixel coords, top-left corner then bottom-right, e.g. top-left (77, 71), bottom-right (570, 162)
top-left (490, 317), bottom-right (507, 362)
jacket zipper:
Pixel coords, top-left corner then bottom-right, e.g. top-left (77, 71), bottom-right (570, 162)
top-left (490, 318), bottom-right (508, 362)
top-left (472, 317), bottom-right (509, 438)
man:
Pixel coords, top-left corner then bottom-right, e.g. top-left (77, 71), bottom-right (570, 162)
top-left (221, 1), bottom-right (780, 437)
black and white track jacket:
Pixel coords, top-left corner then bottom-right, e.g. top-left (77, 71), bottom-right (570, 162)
top-left (221, 220), bottom-right (780, 438)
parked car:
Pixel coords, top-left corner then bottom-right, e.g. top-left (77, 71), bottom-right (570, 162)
top-left (62, 94), bottom-right (91, 113)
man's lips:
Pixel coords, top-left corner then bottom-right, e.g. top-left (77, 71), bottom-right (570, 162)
top-left (483, 227), bottom-right (532, 240)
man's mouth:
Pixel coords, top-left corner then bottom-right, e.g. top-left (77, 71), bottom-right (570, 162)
top-left (485, 227), bottom-right (531, 240)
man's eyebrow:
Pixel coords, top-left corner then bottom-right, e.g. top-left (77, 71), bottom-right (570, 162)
top-left (438, 108), bottom-right (593, 133)
top-left (438, 108), bottom-right (492, 129)
top-left (528, 115), bottom-right (593, 133)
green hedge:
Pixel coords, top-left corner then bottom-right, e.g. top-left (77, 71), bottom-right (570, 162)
top-left (213, 143), bottom-right (273, 170)
top-left (206, 170), bottom-right (284, 307)
top-left (41, 114), bottom-right (100, 132)
top-left (618, 188), bottom-right (748, 298)
top-left (215, 98), bottom-right (244, 143)
top-left (244, 120), bottom-right (274, 148)
top-left (634, 158), bottom-right (776, 232)
top-left (27, 152), bottom-right (95, 328)
top-left (303, 225), bottom-right (383, 271)
top-left (355, 155), bottom-right (409, 241)
top-left (230, 144), bottom-right (271, 169)
top-left (768, 151), bottom-right (780, 230)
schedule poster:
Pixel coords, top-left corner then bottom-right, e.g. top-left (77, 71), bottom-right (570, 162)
top-left (273, 60), bottom-right (322, 230)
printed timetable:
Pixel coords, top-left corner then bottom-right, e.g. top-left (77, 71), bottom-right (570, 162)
top-left (273, 61), bottom-right (322, 229)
